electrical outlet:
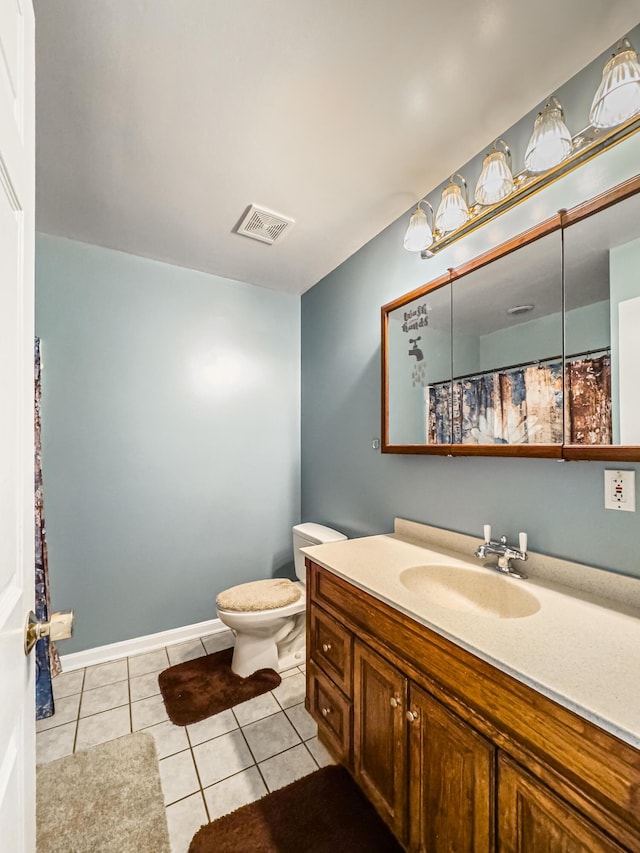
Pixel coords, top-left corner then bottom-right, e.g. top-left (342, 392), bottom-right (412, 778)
top-left (604, 470), bottom-right (636, 512)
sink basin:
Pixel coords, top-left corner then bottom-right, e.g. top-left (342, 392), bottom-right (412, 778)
top-left (399, 564), bottom-right (540, 619)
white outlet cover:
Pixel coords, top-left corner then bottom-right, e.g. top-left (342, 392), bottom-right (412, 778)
top-left (604, 469), bottom-right (636, 512)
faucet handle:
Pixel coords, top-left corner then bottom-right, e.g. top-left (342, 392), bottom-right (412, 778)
top-left (483, 524), bottom-right (491, 543)
top-left (519, 532), bottom-right (528, 553)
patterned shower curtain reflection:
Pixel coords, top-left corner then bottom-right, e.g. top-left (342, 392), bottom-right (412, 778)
top-left (35, 339), bottom-right (61, 720)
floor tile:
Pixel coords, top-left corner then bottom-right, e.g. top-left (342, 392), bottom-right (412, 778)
top-left (187, 709), bottom-right (237, 746)
top-left (192, 729), bottom-right (254, 788)
top-left (201, 631), bottom-right (234, 655)
top-left (131, 693), bottom-right (169, 730)
top-left (36, 693), bottom-right (81, 732)
top-left (79, 680), bottom-right (129, 718)
top-left (305, 736), bottom-right (335, 768)
top-left (166, 639), bottom-right (205, 666)
top-left (231, 691), bottom-right (280, 727)
top-left (242, 711), bottom-right (300, 763)
top-left (259, 742), bottom-right (317, 792)
top-left (279, 666), bottom-right (301, 679)
top-left (203, 766), bottom-right (267, 822)
top-left (298, 664), bottom-right (307, 673)
top-left (129, 669), bottom-right (162, 702)
top-left (36, 721), bottom-right (76, 765)
top-left (271, 672), bottom-right (307, 709)
top-left (165, 792), bottom-right (208, 853)
top-left (83, 659), bottom-right (128, 691)
top-left (51, 669), bottom-right (84, 699)
top-left (145, 720), bottom-right (190, 760)
top-left (75, 705), bottom-right (130, 750)
top-left (128, 648), bottom-right (169, 677)
top-left (159, 749), bottom-right (200, 805)
top-left (285, 702), bottom-right (317, 740)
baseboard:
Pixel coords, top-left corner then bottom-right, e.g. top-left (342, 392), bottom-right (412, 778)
top-left (59, 617), bottom-right (227, 672)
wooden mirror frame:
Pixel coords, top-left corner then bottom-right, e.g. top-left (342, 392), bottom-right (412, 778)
top-left (381, 174), bottom-right (640, 460)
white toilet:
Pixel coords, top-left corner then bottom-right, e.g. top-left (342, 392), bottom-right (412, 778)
top-left (216, 523), bottom-right (347, 677)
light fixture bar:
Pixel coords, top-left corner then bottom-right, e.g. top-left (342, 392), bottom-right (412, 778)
top-left (421, 112), bottom-right (640, 258)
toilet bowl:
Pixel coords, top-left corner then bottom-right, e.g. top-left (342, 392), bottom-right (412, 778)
top-left (216, 523), bottom-right (347, 677)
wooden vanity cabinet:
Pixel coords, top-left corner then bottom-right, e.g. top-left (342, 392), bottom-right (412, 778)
top-left (306, 559), bottom-right (640, 853)
top-left (353, 640), bottom-right (408, 843)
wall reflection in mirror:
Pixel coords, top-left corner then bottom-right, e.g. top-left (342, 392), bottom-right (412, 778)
top-left (564, 191), bottom-right (640, 447)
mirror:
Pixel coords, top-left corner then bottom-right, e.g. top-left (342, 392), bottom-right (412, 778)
top-left (382, 174), bottom-right (640, 459)
top-left (563, 188), bottom-right (640, 454)
top-left (451, 231), bottom-right (563, 451)
top-left (386, 276), bottom-right (451, 447)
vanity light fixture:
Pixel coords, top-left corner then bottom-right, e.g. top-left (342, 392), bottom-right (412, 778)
top-left (403, 199), bottom-right (435, 252)
top-left (524, 97), bottom-right (572, 173)
top-left (435, 174), bottom-right (469, 233)
top-left (590, 38), bottom-right (640, 129)
top-left (475, 139), bottom-right (515, 205)
top-left (402, 32), bottom-right (640, 259)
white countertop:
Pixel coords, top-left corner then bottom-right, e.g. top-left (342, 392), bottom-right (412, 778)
top-left (303, 520), bottom-right (640, 749)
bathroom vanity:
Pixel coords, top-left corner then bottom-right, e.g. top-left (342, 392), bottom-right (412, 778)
top-left (304, 521), bottom-right (640, 852)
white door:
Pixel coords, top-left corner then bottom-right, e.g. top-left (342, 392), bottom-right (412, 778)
top-left (0, 0), bottom-right (36, 851)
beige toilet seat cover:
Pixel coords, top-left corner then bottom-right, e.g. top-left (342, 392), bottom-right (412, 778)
top-left (216, 578), bottom-right (302, 612)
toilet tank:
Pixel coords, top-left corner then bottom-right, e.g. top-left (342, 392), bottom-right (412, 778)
top-left (292, 523), bottom-right (347, 582)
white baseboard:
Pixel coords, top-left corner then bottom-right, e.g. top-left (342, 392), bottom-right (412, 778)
top-left (59, 617), bottom-right (227, 672)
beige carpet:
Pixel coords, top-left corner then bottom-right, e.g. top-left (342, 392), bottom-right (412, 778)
top-left (37, 731), bottom-right (170, 853)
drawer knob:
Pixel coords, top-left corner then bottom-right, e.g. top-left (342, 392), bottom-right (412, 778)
top-left (322, 642), bottom-right (332, 653)
top-left (321, 706), bottom-right (332, 717)
top-left (390, 696), bottom-right (402, 709)
top-left (406, 709), bottom-right (419, 722)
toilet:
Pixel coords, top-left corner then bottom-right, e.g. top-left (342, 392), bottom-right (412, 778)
top-left (216, 523), bottom-right (347, 677)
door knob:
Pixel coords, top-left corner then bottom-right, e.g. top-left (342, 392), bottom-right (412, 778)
top-left (24, 610), bottom-right (73, 655)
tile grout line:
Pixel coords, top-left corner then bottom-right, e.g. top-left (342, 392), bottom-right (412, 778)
top-left (184, 718), bottom-right (211, 823)
top-left (126, 657), bottom-right (133, 734)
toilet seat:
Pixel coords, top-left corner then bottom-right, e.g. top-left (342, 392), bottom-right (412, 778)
top-left (216, 578), bottom-right (302, 613)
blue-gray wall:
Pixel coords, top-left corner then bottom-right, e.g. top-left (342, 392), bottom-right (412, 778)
top-left (301, 33), bottom-right (640, 579)
top-left (36, 235), bottom-right (300, 652)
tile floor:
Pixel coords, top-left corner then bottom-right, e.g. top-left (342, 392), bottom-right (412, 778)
top-left (37, 630), bottom-right (334, 852)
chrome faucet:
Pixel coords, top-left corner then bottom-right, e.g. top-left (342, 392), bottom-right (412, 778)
top-left (475, 525), bottom-right (528, 579)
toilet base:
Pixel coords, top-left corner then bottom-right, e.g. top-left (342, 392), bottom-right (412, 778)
top-left (228, 611), bottom-right (306, 678)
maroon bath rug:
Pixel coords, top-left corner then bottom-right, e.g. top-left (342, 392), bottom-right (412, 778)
top-left (188, 764), bottom-right (403, 852)
top-left (158, 647), bottom-right (281, 726)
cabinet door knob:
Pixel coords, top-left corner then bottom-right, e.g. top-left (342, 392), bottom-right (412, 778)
top-left (321, 642), bottom-right (332, 653)
top-left (390, 696), bottom-right (402, 708)
top-left (406, 709), bottom-right (419, 722)
top-left (321, 706), bottom-right (332, 717)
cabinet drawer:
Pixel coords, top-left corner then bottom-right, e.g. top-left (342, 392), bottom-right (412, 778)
top-left (310, 604), bottom-right (353, 696)
top-left (308, 661), bottom-right (352, 765)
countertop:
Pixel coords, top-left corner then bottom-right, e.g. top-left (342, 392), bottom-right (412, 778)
top-left (302, 519), bottom-right (640, 749)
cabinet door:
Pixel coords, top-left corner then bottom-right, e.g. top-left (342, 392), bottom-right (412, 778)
top-left (498, 755), bottom-right (626, 853)
top-left (353, 640), bottom-right (408, 844)
top-left (408, 683), bottom-right (494, 853)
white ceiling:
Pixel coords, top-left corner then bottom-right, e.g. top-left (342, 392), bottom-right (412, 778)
top-left (34, 1), bottom-right (640, 295)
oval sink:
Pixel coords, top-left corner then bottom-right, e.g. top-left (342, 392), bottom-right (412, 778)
top-left (399, 564), bottom-right (540, 619)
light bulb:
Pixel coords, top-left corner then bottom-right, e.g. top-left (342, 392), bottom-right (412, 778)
top-left (590, 39), bottom-right (640, 129)
top-left (403, 205), bottom-right (433, 252)
top-left (475, 146), bottom-right (515, 205)
top-left (435, 180), bottom-right (469, 233)
top-left (524, 99), bottom-right (572, 173)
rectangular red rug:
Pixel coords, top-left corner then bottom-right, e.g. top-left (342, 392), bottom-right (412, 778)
top-left (158, 647), bottom-right (281, 726)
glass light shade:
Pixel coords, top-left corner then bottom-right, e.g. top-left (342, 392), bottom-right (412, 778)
top-left (524, 102), bottom-right (572, 173)
top-left (403, 206), bottom-right (433, 252)
top-left (589, 44), bottom-right (640, 128)
top-left (474, 149), bottom-right (515, 205)
top-left (435, 183), bottom-right (469, 233)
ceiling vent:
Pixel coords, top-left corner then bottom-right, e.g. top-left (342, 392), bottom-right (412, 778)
top-left (236, 205), bottom-right (295, 245)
